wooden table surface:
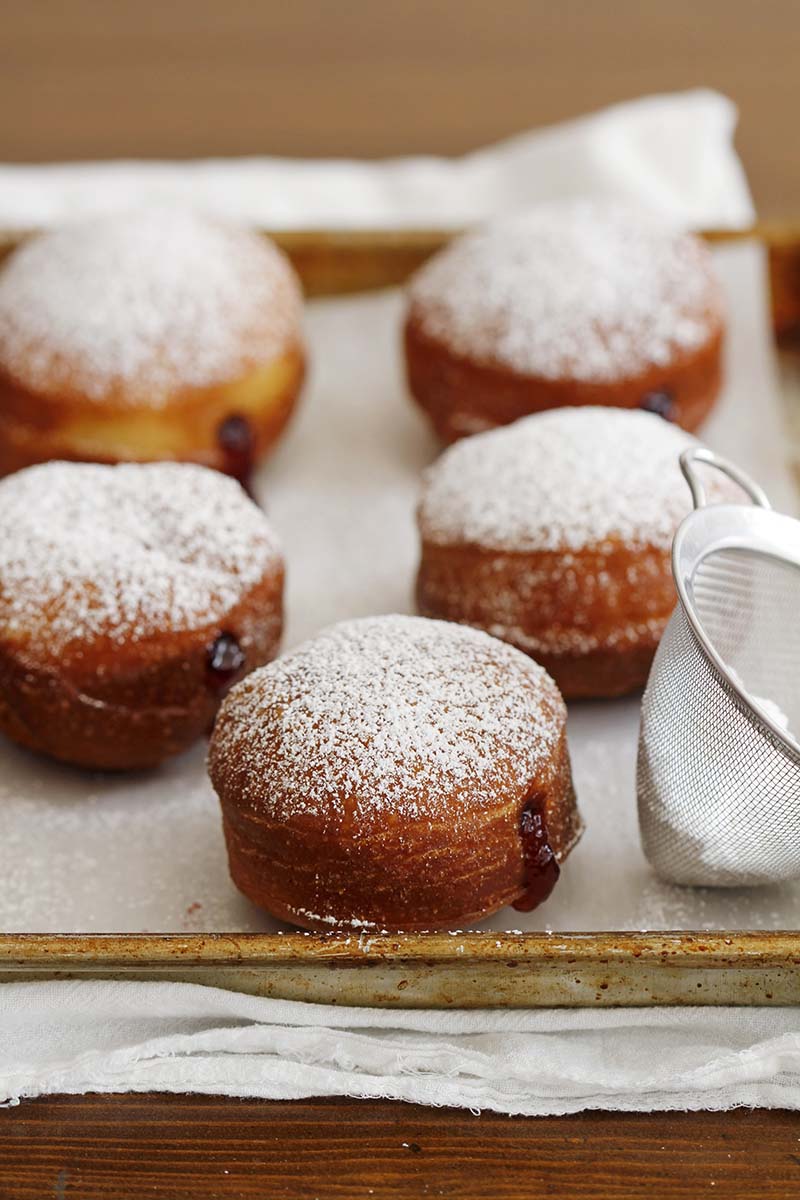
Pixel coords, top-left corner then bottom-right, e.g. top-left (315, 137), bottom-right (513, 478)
top-left (1, 1094), bottom-right (799, 1199)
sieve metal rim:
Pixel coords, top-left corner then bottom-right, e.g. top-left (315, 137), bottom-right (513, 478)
top-left (671, 447), bottom-right (800, 761)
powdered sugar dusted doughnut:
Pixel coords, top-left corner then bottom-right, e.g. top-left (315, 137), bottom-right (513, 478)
top-left (405, 201), bottom-right (724, 441)
top-left (208, 614), bottom-right (581, 930)
top-left (0, 461), bottom-right (284, 768)
top-left (417, 407), bottom-right (720, 699)
top-left (0, 208), bottom-right (306, 479)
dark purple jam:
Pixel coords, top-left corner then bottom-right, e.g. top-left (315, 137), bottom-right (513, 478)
top-left (511, 797), bottom-right (560, 912)
top-left (206, 632), bottom-right (246, 694)
top-left (217, 413), bottom-right (255, 493)
top-left (639, 390), bottom-right (676, 421)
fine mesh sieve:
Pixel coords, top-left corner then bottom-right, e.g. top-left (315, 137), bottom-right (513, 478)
top-left (637, 447), bottom-right (800, 887)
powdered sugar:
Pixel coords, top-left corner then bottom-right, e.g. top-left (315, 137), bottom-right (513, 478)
top-left (0, 461), bottom-right (282, 651)
top-left (419, 407), bottom-right (703, 554)
top-left (0, 250), bottom-right (796, 935)
top-left (0, 207), bottom-right (303, 405)
top-left (210, 614), bottom-right (564, 824)
top-left (285, 907), bottom-right (384, 931)
top-left (408, 201), bottom-right (722, 381)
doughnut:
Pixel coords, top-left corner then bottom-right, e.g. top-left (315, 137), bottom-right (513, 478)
top-left (404, 201), bottom-right (725, 441)
top-left (0, 461), bottom-right (284, 769)
top-left (0, 208), bottom-right (305, 482)
top-left (417, 407), bottom-right (726, 700)
top-left (208, 614), bottom-right (581, 931)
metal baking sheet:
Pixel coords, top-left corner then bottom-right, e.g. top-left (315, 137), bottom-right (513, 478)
top-left (1, 932), bottom-right (799, 1008)
top-left (1, 238), bottom-right (799, 1009)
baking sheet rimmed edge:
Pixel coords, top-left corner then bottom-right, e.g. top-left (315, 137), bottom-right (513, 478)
top-left (0, 222), bottom-right (794, 299)
top-left (1, 932), bottom-right (798, 1008)
top-left (0, 223), bottom-right (797, 1008)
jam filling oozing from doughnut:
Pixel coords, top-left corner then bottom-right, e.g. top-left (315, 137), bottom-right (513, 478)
top-left (217, 414), bottom-right (256, 492)
top-left (639, 390), bottom-right (676, 421)
top-left (206, 632), bottom-right (247, 694)
top-left (512, 795), bottom-right (560, 912)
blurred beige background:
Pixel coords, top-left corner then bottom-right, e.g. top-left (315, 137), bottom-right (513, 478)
top-left (0, 0), bottom-right (797, 216)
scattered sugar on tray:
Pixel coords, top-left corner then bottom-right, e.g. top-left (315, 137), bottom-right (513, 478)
top-left (633, 875), bottom-right (712, 932)
top-left (210, 614), bottom-right (563, 824)
top-left (0, 745), bottom-right (244, 933)
top-left (408, 200), bottom-right (722, 382)
top-left (0, 461), bottom-right (281, 650)
top-left (419, 407), bottom-right (711, 554)
top-left (0, 207), bottom-right (302, 404)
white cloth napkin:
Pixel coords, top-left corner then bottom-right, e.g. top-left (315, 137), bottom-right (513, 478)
top-left (2, 90), bottom-right (787, 1113)
top-left (3, 982), bottom-right (800, 1113)
top-left (0, 88), bottom-right (752, 230)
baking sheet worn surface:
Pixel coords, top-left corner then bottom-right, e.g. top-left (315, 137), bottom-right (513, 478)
top-left (2, 244), bottom-right (797, 936)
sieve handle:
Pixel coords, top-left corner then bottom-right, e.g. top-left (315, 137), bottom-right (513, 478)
top-left (679, 447), bottom-right (772, 511)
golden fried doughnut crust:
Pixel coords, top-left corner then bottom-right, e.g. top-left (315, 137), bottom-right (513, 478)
top-left (416, 408), bottom-right (727, 699)
top-left (404, 202), bottom-right (724, 441)
top-left (0, 461), bottom-right (284, 768)
top-left (0, 208), bottom-right (306, 477)
top-left (209, 615), bottom-right (581, 931)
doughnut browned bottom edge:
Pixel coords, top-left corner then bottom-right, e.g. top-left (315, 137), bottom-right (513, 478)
top-left (404, 316), bottom-right (723, 442)
top-left (219, 729), bottom-right (582, 932)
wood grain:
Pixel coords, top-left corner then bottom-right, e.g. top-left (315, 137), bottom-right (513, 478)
top-left (1, 1), bottom-right (799, 218)
top-left (1, 1094), bottom-right (799, 1199)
